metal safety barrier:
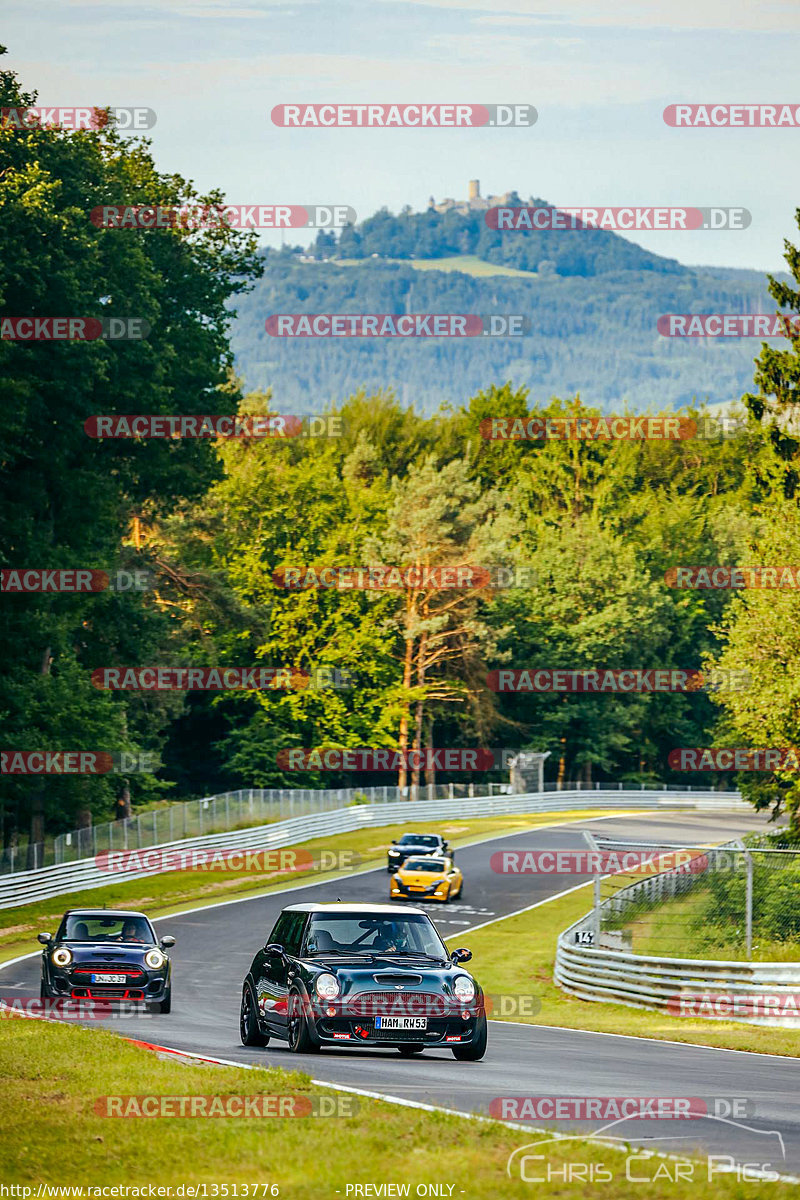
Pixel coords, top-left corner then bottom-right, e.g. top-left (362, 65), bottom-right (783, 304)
top-left (0, 788), bottom-right (745, 910)
top-left (555, 836), bottom-right (800, 1029)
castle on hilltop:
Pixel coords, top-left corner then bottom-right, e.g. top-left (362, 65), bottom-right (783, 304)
top-left (427, 180), bottom-right (518, 215)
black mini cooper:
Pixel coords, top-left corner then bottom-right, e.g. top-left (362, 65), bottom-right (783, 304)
top-left (38, 909), bottom-right (175, 1012)
top-left (387, 833), bottom-right (451, 873)
top-left (239, 902), bottom-right (486, 1059)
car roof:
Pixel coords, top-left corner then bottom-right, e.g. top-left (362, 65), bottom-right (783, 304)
top-left (282, 902), bottom-right (427, 915)
top-left (400, 832), bottom-right (442, 837)
top-left (62, 909), bottom-right (151, 920)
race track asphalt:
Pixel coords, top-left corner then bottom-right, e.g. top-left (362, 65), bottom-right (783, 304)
top-left (3, 809), bottom-right (798, 1178)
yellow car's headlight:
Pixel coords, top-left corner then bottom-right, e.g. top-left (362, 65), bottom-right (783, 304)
top-left (52, 947), bottom-right (72, 967)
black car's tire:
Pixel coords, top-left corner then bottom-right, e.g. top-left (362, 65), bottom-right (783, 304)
top-left (397, 1044), bottom-right (425, 1056)
top-left (159, 985), bottom-right (172, 1014)
top-left (452, 1014), bottom-right (487, 1061)
top-left (240, 983), bottom-right (269, 1047)
top-left (287, 989), bottom-right (316, 1053)
top-left (40, 978), bottom-right (48, 1000)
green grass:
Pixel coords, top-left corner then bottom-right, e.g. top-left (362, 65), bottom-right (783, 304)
top-left (0, 1018), bottom-right (794, 1194)
top-left (460, 883), bottom-right (800, 1056)
top-left (0, 809), bottom-right (634, 964)
top-left (627, 892), bottom-right (800, 962)
top-left (333, 254), bottom-right (539, 278)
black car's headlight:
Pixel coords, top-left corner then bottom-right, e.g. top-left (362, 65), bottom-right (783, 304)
top-left (388, 849), bottom-right (401, 857)
top-left (453, 975), bottom-right (475, 1002)
top-left (52, 947), bottom-right (72, 967)
top-left (315, 972), bottom-right (340, 1000)
top-left (145, 948), bottom-right (166, 969)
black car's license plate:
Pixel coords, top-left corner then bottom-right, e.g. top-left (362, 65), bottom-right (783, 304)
top-left (91, 973), bottom-right (126, 983)
top-left (374, 1016), bottom-right (427, 1029)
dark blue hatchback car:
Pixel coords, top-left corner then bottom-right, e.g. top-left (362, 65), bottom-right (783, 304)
top-left (38, 909), bottom-right (175, 1012)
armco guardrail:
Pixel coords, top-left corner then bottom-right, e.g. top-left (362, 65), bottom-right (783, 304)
top-left (0, 788), bottom-right (746, 911)
top-left (555, 850), bottom-right (800, 1029)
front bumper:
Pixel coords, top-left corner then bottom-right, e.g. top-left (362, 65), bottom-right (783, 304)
top-left (390, 879), bottom-right (449, 901)
top-left (304, 994), bottom-right (484, 1048)
top-left (45, 963), bottom-right (169, 1003)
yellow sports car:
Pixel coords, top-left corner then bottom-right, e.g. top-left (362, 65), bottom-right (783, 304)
top-left (390, 856), bottom-right (463, 903)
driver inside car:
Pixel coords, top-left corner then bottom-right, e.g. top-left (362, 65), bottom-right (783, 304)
top-left (371, 921), bottom-right (412, 953)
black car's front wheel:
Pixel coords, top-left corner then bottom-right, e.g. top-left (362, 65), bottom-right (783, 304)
top-left (287, 989), bottom-right (317, 1053)
top-left (240, 983), bottom-right (269, 1047)
top-left (159, 984), bottom-right (172, 1014)
top-left (40, 978), bottom-right (48, 1000)
top-left (452, 1014), bottom-right (487, 1061)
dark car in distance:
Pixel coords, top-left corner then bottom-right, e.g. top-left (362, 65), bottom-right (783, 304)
top-left (387, 832), bottom-right (451, 873)
top-left (239, 902), bottom-right (486, 1060)
top-left (38, 909), bottom-right (175, 1012)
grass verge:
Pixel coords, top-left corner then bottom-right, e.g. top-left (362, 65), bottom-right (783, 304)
top-left (0, 1018), bottom-right (793, 1194)
top-left (461, 883), bottom-right (800, 1056)
top-left (0, 809), bottom-right (634, 964)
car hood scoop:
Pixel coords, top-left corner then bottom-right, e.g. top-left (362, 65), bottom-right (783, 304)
top-left (371, 971), bottom-right (423, 985)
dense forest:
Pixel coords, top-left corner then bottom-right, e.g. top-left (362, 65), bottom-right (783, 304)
top-left (3, 52), bottom-right (800, 851)
top-left (231, 249), bottom-right (774, 413)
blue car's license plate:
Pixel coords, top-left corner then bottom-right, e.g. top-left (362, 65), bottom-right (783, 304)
top-left (91, 973), bottom-right (126, 983)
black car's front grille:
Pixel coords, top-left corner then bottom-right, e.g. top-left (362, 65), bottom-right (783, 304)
top-left (345, 991), bottom-right (449, 1017)
top-left (73, 966), bottom-right (145, 981)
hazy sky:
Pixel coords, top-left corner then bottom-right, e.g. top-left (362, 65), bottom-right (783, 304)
top-left (5, 0), bottom-right (800, 271)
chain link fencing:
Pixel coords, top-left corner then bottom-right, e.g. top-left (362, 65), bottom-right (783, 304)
top-left (587, 832), bottom-right (800, 961)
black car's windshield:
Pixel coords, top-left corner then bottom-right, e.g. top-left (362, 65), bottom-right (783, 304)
top-left (303, 913), bottom-right (447, 958)
top-left (405, 859), bottom-right (445, 872)
top-left (399, 834), bottom-right (439, 847)
top-left (59, 915), bottom-right (155, 944)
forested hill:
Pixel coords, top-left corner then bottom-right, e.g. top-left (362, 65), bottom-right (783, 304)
top-left (229, 195), bottom-right (775, 412)
top-left (313, 198), bottom-right (688, 277)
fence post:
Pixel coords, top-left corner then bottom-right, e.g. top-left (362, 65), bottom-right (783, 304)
top-left (593, 875), bottom-right (601, 943)
top-left (745, 849), bottom-right (753, 959)
top-left (169, 807), bottom-right (174, 842)
top-left (153, 812), bottom-right (157, 846)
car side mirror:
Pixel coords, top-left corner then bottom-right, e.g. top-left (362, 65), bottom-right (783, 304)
top-left (265, 942), bottom-right (285, 958)
top-left (391, 839), bottom-right (397, 844)
top-left (451, 947), bottom-right (472, 964)
top-left (160, 935), bottom-right (176, 948)
top-left (37, 932), bottom-right (52, 945)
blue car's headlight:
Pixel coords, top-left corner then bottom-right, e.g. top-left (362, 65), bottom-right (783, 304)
top-left (145, 949), bottom-right (165, 969)
top-left (52, 947), bottom-right (72, 967)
